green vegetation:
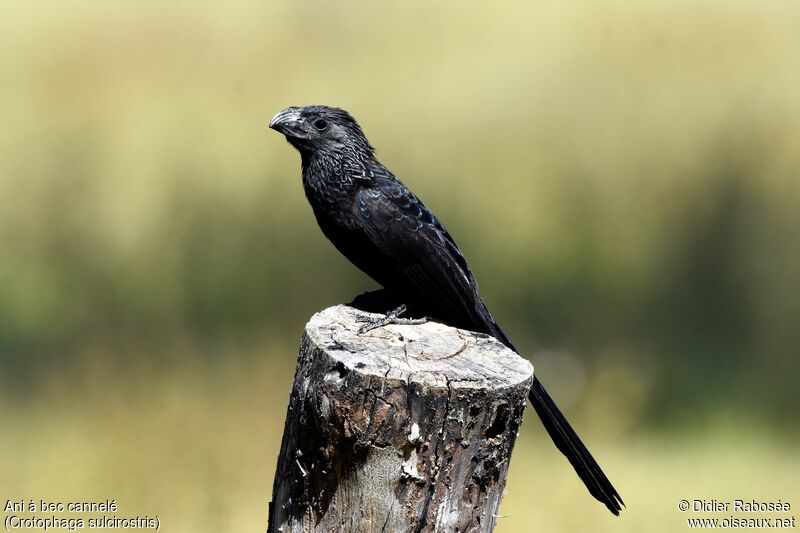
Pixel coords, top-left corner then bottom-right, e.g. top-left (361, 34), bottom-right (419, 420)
top-left (1, 0), bottom-right (798, 530)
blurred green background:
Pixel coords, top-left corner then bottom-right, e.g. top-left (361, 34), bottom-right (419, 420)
top-left (1, 0), bottom-right (798, 531)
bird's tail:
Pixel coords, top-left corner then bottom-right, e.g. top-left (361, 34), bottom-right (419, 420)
top-left (528, 377), bottom-right (624, 515)
top-left (474, 301), bottom-right (623, 515)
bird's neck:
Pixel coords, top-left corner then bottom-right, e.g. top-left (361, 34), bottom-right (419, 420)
top-left (300, 150), bottom-right (362, 212)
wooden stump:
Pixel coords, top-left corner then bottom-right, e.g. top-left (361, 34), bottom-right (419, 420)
top-left (268, 304), bottom-right (533, 533)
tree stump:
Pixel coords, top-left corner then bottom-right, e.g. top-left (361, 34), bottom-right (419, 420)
top-left (268, 304), bottom-right (533, 533)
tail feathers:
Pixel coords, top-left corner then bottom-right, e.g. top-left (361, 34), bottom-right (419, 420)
top-left (472, 299), bottom-right (623, 514)
top-left (528, 378), bottom-right (624, 515)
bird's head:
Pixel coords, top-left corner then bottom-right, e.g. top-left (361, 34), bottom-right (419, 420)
top-left (269, 105), bottom-right (373, 157)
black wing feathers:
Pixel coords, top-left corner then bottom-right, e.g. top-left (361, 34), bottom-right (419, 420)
top-left (355, 176), bottom-right (484, 330)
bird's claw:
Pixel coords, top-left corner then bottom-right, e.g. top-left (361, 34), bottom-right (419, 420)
top-left (356, 304), bottom-right (428, 334)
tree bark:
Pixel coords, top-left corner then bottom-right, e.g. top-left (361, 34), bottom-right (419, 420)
top-left (268, 304), bottom-right (533, 533)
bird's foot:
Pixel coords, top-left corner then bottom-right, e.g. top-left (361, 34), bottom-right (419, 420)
top-left (356, 304), bottom-right (428, 334)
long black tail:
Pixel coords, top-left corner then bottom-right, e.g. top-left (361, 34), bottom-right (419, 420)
top-left (528, 377), bottom-right (624, 515)
top-left (474, 302), bottom-right (624, 515)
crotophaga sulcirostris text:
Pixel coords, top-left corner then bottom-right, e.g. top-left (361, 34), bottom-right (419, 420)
top-left (269, 105), bottom-right (623, 515)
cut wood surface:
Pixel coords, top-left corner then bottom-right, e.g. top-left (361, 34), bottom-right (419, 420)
top-left (268, 304), bottom-right (534, 533)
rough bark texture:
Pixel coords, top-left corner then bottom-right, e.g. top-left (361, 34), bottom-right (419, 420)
top-left (268, 304), bottom-right (533, 533)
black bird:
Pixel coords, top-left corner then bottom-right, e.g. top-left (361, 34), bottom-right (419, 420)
top-left (269, 105), bottom-right (624, 515)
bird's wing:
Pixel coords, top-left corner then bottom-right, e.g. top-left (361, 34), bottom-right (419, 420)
top-left (353, 177), bottom-right (488, 331)
top-left (355, 177), bottom-right (623, 515)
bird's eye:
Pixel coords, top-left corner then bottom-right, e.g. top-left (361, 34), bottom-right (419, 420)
top-left (313, 118), bottom-right (328, 131)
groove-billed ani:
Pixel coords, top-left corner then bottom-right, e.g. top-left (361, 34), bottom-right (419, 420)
top-left (269, 105), bottom-right (623, 515)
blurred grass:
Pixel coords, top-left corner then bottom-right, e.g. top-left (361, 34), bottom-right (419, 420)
top-left (1, 347), bottom-right (797, 532)
top-left (1, 0), bottom-right (799, 530)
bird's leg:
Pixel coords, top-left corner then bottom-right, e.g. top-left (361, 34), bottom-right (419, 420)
top-left (356, 304), bottom-right (428, 334)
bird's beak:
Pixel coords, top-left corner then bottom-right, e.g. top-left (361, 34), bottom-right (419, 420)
top-left (269, 107), bottom-right (303, 135)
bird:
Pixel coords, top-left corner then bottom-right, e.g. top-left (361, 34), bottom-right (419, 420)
top-left (268, 105), bottom-right (623, 515)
